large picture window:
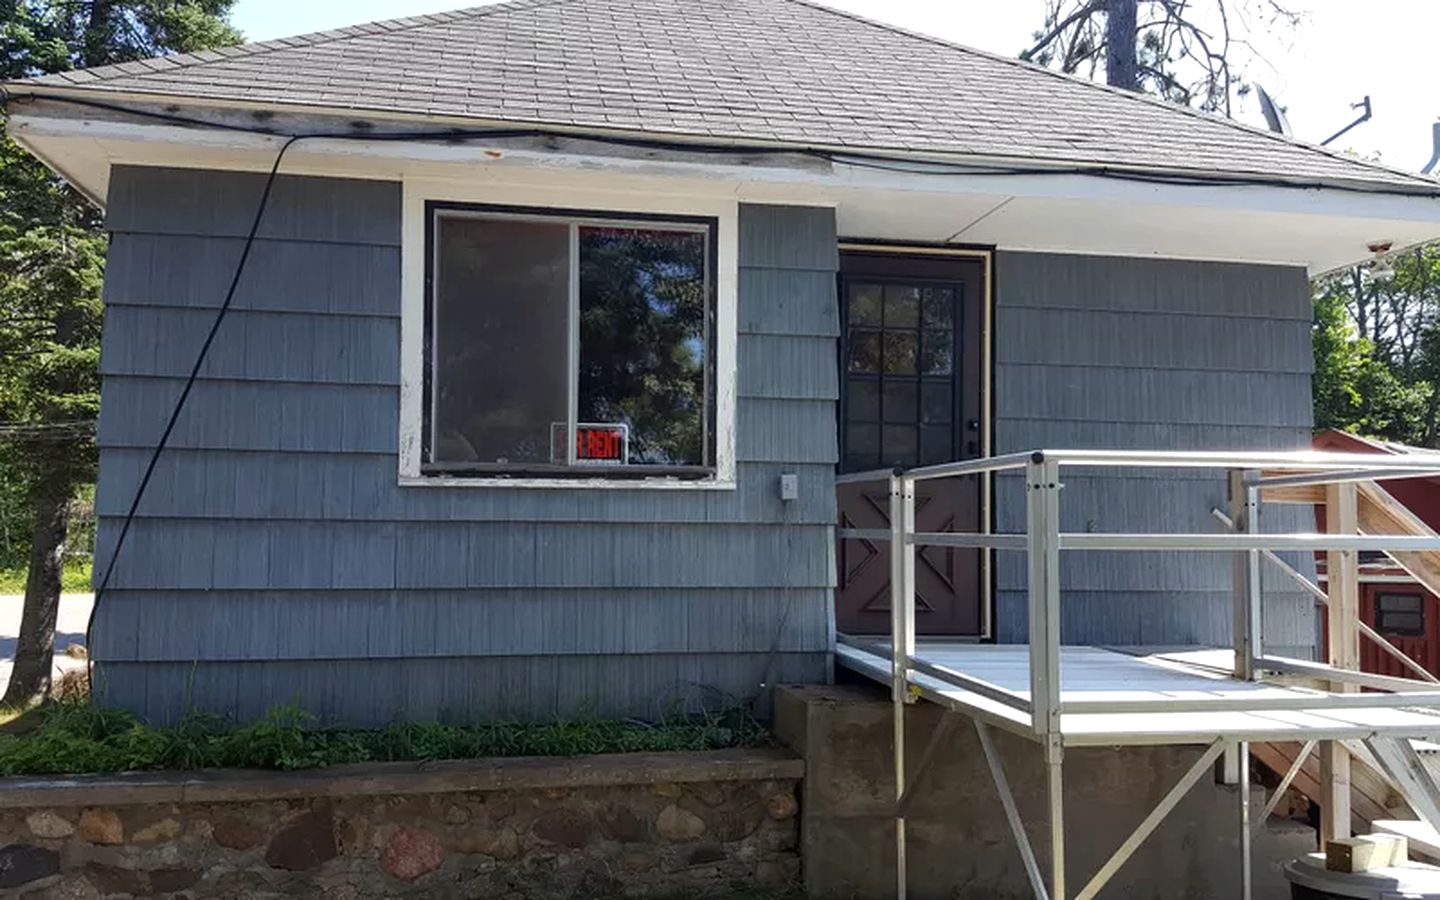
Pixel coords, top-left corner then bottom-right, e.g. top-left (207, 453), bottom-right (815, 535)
top-left (423, 203), bottom-right (716, 477)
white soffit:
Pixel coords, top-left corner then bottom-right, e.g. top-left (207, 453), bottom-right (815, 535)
top-left (12, 114), bottom-right (1440, 274)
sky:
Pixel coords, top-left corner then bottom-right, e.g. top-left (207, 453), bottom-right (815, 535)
top-left (229, 0), bottom-right (1440, 172)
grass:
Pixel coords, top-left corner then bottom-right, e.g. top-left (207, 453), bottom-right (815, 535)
top-left (0, 701), bottom-right (772, 777)
top-left (0, 559), bottom-right (92, 594)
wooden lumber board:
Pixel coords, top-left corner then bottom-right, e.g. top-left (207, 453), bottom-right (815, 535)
top-left (1356, 481), bottom-right (1440, 601)
top-left (1326, 834), bottom-right (1408, 872)
top-left (1373, 819), bottom-right (1440, 864)
top-left (1253, 741), bottom-right (1399, 835)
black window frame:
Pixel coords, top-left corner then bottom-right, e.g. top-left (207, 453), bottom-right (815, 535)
top-left (422, 201), bottom-right (719, 480)
top-left (1375, 591), bottom-right (1427, 638)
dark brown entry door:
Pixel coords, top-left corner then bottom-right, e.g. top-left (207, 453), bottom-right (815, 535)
top-left (835, 249), bottom-right (985, 636)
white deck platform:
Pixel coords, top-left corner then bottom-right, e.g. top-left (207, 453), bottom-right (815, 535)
top-left (837, 639), bottom-right (1440, 747)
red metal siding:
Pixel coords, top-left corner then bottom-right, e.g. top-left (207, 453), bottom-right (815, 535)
top-left (1311, 430), bottom-right (1440, 679)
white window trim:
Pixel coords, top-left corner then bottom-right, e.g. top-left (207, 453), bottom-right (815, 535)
top-left (398, 176), bottom-right (738, 490)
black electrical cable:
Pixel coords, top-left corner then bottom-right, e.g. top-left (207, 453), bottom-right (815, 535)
top-left (81, 134), bottom-right (302, 666)
top-left (1, 79), bottom-right (1426, 681)
top-left (5, 88), bottom-right (1436, 197)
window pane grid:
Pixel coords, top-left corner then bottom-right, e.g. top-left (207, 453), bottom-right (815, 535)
top-left (844, 278), bottom-right (962, 470)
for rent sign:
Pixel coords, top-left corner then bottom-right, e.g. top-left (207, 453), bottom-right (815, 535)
top-left (551, 423), bottom-right (630, 465)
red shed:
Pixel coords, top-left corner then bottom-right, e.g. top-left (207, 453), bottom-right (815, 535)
top-left (1314, 429), bottom-right (1440, 678)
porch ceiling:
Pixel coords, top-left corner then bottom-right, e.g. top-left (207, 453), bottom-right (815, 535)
top-left (828, 185), bottom-right (1440, 274)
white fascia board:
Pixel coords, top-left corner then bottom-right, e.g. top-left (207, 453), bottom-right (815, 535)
top-left (16, 112), bottom-right (1440, 219)
top-left (13, 112), bottom-right (1440, 272)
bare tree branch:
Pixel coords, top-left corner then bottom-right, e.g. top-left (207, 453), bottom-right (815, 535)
top-left (1021, 0), bottom-right (1301, 116)
top-left (1021, 0), bottom-right (1103, 62)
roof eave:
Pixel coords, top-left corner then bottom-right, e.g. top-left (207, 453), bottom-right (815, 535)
top-left (9, 81), bottom-right (1440, 202)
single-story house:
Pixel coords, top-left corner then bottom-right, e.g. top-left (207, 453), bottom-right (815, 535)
top-left (7, 0), bottom-right (1440, 725)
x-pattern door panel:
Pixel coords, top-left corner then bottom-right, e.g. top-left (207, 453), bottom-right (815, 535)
top-left (834, 250), bottom-right (984, 636)
top-left (836, 481), bottom-right (976, 634)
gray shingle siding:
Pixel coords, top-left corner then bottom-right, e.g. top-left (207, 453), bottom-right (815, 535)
top-left (92, 166), bottom-right (836, 725)
top-left (93, 654), bottom-right (826, 726)
top-left (992, 251), bottom-right (1316, 656)
top-left (91, 163), bottom-right (1324, 715)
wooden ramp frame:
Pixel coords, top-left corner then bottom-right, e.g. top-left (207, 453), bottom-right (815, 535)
top-left (833, 448), bottom-right (1440, 900)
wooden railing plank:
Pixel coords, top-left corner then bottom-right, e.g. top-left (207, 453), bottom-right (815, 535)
top-left (1356, 481), bottom-right (1440, 600)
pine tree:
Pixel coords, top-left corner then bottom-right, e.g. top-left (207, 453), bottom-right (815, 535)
top-left (0, 1), bottom-right (241, 708)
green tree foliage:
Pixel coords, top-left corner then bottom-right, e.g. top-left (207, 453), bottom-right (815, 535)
top-left (1312, 248), bottom-right (1440, 446)
top-left (1017, 4), bottom-right (1440, 449)
top-left (0, 0), bottom-right (239, 706)
top-left (578, 229), bottom-right (709, 466)
top-left (3, 1), bottom-right (240, 75)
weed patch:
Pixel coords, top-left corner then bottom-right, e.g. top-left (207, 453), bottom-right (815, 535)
top-left (0, 701), bottom-right (771, 777)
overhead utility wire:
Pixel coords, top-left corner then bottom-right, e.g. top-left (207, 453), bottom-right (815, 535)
top-left (2, 89), bottom-right (1433, 197)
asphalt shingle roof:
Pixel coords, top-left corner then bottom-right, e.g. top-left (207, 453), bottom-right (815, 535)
top-left (16, 0), bottom-right (1439, 194)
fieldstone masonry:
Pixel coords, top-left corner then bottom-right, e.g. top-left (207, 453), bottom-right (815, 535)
top-left (0, 748), bottom-right (802, 898)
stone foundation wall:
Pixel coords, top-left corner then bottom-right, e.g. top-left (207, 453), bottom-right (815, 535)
top-left (0, 749), bottom-right (802, 898)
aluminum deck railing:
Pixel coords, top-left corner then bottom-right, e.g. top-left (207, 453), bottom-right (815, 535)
top-left (834, 447), bottom-right (1440, 900)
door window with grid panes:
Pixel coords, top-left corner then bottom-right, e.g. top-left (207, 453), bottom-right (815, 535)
top-left (843, 281), bottom-right (961, 470)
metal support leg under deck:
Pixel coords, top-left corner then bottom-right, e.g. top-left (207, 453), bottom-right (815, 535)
top-left (1046, 738), bottom-right (1066, 900)
top-left (889, 474), bottom-right (916, 899)
top-left (891, 699), bottom-right (906, 900)
top-left (1074, 739), bottom-right (1227, 900)
top-left (898, 712), bottom-right (960, 817)
top-left (1024, 457), bottom-right (1066, 898)
top-left (976, 720), bottom-right (1049, 900)
top-left (1239, 741), bottom-right (1253, 900)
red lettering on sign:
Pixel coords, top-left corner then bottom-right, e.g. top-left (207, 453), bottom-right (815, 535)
top-left (575, 427), bottom-right (624, 461)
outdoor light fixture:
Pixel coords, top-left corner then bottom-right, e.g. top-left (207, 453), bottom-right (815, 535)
top-left (1368, 239), bottom-right (1396, 282)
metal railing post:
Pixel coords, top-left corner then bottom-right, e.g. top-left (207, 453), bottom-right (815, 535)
top-left (899, 476), bottom-right (917, 694)
top-left (826, 445), bottom-right (1440, 900)
top-left (1027, 455), bottom-right (1062, 737)
top-left (1228, 469), bottom-right (1261, 680)
top-left (881, 475), bottom-right (904, 892)
top-left (1027, 454), bottom-right (1065, 899)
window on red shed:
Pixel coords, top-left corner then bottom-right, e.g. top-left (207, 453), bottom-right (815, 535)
top-left (1376, 592), bottom-right (1426, 637)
